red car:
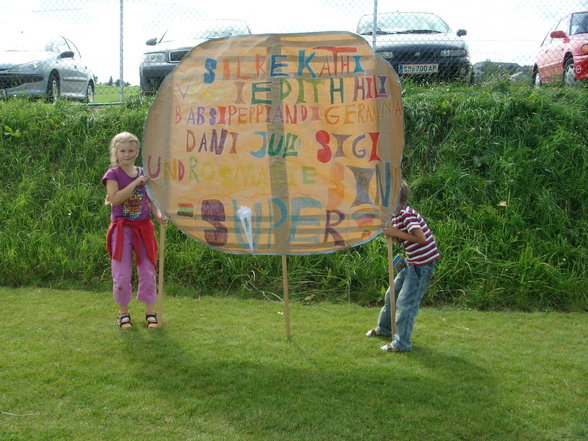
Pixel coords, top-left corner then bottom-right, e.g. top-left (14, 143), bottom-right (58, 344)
top-left (533, 11), bottom-right (588, 86)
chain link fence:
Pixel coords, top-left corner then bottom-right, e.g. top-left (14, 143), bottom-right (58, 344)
top-left (1, 0), bottom-right (587, 103)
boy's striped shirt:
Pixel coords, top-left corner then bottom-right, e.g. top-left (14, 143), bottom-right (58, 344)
top-left (392, 205), bottom-right (440, 266)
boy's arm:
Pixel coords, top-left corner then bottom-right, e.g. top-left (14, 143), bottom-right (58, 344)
top-left (384, 226), bottom-right (426, 244)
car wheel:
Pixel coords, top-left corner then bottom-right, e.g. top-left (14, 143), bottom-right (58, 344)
top-left (85, 83), bottom-right (95, 104)
top-left (532, 70), bottom-right (541, 88)
top-left (47, 72), bottom-right (60, 103)
top-left (140, 84), bottom-right (156, 98)
top-left (564, 60), bottom-right (576, 86)
top-left (467, 70), bottom-right (474, 85)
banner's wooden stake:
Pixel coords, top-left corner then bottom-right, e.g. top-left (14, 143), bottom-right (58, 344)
top-left (282, 255), bottom-right (291, 339)
top-left (156, 222), bottom-right (167, 328)
top-left (387, 239), bottom-right (396, 337)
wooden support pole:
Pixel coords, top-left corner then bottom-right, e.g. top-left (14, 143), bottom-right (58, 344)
top-left (387, 238), bottom-right (396, 337)
top-left (156, 222), bottom-right (167, 328)
top-left (282, 255), bottom-right (291, 339)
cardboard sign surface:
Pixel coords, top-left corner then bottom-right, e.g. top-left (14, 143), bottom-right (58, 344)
top-left (143, 32), bottom-right (404, 254)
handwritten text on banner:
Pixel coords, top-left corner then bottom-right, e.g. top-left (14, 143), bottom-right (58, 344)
top-left (143, 32), bottom-right (404, 255)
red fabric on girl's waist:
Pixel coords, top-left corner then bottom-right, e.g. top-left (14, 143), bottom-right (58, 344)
top-left (106, 218), bottom-right (157, 266)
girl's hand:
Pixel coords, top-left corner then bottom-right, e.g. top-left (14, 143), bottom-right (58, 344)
top-left (147, 200), bottom-right (166, 225)
top-left (156, 212), bottom-right (168, 225)
top-left (136, 175), bottom-right (149, 186)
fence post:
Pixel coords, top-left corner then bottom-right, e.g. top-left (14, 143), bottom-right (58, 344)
top-left (119, 0), bottom-right (124, 103)
top-left (372, 0), bottom-right (378, 49)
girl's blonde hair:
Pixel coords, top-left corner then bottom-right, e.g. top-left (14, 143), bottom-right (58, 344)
top-left (109, 131), bottom-right (140, 166)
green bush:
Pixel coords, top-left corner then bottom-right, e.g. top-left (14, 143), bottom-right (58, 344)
top-left (1, 84), bottom-right (587, 311)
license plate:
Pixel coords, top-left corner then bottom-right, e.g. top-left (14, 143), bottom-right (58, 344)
top-left (398, 64), bottom-right (439, 74)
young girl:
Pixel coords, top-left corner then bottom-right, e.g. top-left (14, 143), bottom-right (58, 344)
top-left (102, 132), bottom-right (166, 329)
top-left (365, 180), bottom-right (440, 352)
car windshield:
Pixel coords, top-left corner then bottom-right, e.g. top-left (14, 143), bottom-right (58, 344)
top-left (0, 32), bottom-right (43, 52)
top-left (158, 20), bottom-right (251, 43)
top-left (570, 12), bottom-right (588, 35)
top-left (357, 12), bottom-right (450, 35)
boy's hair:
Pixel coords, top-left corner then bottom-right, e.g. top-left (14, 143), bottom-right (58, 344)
top-left (109, 132), bottom-right (139, 166)
top-left (398, 180), bottom-right (409, 206)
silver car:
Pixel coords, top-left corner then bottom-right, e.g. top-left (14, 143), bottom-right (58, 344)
top-left (140, 19), bottom-right (251, 96)
top-left (0, 33), bottom-right (95, 103)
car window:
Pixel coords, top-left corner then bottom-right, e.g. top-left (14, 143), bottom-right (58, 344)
top-left (542, 20), bottom-right (559, 46)
top-left (0, 32), bottom-right (49, 52)
top-left (44, 39), bottom-right (62, 53)
top-left (64, 37), bottom-right (82, 58)
top-left (358, 12), bottom-right (449, 35)
top-left (42, 37), bottom-right (69, 54)
top-left (58, 37), bottom-right (72, 54)
top-left (159, 20), bottom-right (251, 43)
top-left (559, 15), bottom-right (571, 35)
top-left (570, 12), bottom-right (588, 35)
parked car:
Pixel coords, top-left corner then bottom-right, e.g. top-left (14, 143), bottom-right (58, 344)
top-left (0, 33), bottom-right (95, 102)
top-left (532, 11), bottom-right (588, 87)
top-left (357, 11), bottom-right (472, 83)
top-left (140, 19), bottom-right (251, 95)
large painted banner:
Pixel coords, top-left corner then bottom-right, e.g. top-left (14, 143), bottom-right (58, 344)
top-left (143, 32), bottom-right (404, 255)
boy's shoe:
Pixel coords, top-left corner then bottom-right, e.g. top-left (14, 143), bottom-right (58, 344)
top-left (380, 343), bottom-right (400, 352)
top-left (366, 328), bottom-right (391, 338)
top-left (365, 328), bottom-right (381, 337)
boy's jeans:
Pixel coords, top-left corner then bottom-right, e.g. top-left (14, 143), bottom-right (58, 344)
top-left (376, 261), bottom-right (436, 351)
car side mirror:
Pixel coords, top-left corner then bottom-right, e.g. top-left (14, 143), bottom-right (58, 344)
top-left (146, 38), bottom-right (158, 46)
top-left (550, 30), bottom-right (566, 39)
top-left (457, 29), bottom-right (467, 37)
top-left (60, 50), bottom-right (75, 59)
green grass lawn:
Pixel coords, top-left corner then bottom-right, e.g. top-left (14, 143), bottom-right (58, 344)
top-left (1, 287), bottom-right (586, 441)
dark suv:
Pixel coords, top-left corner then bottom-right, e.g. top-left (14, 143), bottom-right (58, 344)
top-left (140, 19), bottom-right (251, 95)
top-left (357, 11), bottom-right (472, 83)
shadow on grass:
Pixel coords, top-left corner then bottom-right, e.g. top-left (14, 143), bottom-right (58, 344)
top-left (117, 327), bottom-right (544, 441)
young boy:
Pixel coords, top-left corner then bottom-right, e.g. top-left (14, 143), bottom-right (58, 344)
top-left (366, 180), bottom-right (440, 352)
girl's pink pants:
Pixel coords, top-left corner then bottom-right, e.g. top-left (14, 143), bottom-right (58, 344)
top-left (110, 226), bottom-right (157, 306)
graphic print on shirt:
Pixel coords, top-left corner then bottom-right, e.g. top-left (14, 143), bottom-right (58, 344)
top-left (122, 187), bottom-right (145, 219)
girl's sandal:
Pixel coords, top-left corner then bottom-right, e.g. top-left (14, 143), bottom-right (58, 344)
top-left (146, 313), bottom-right (158, 328)
top-left (118, 314), bottom-right (132, 329)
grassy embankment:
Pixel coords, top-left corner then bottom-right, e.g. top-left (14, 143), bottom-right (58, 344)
top-left (0, 83), bottom-right (587, 311)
